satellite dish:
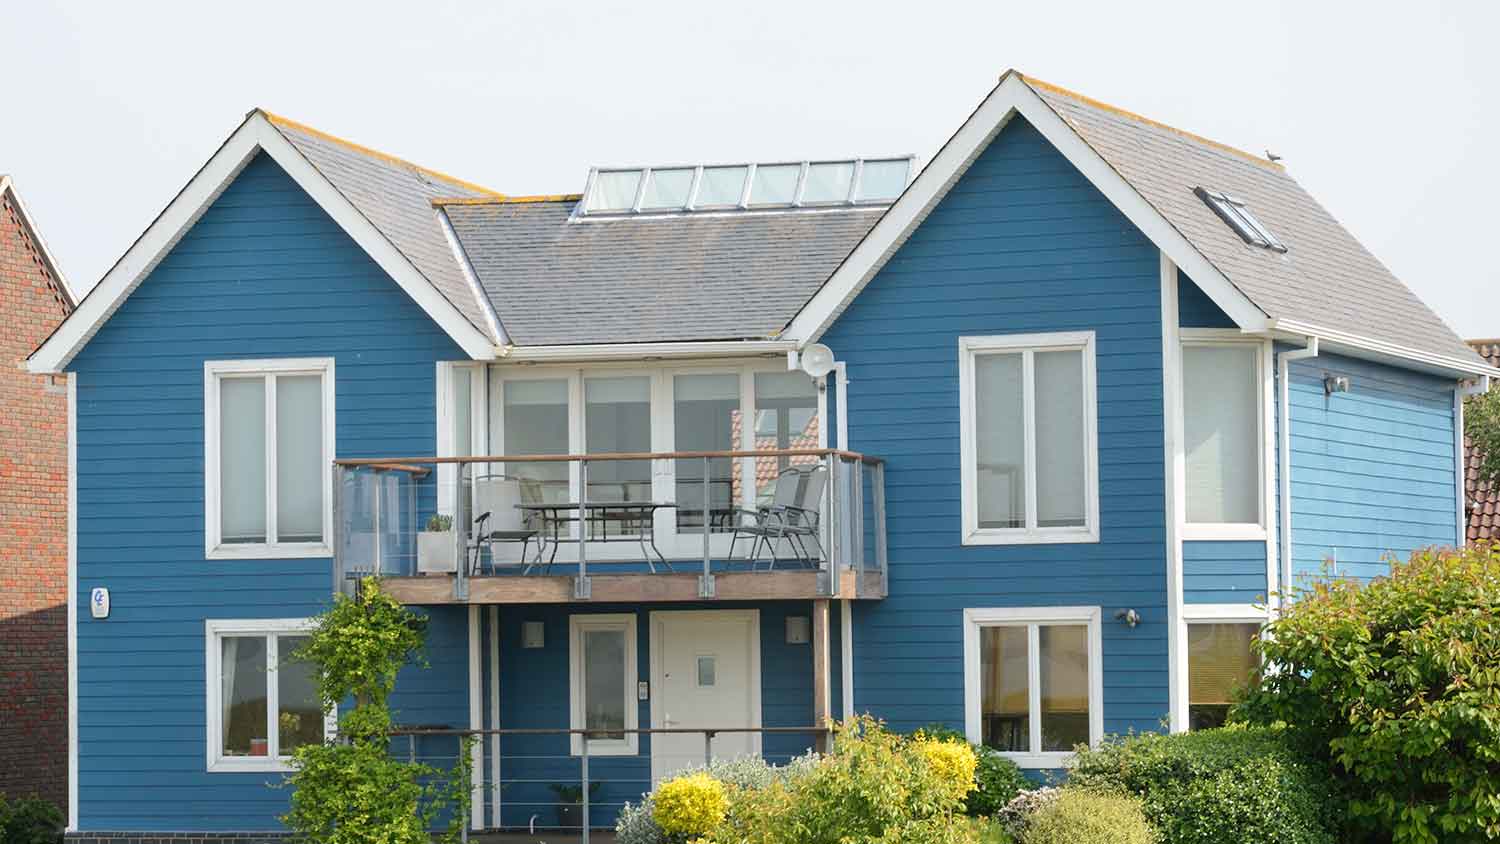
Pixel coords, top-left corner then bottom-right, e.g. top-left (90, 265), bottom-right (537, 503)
top-left (800, 343), bottom-right (836, 378)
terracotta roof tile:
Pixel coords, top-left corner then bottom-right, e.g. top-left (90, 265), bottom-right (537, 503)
top-left (1465, 341), bottom-right (1500, 542)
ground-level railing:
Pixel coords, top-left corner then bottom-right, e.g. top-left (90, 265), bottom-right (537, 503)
top-left (385, 724), bottom-right (832, 843)
top-left (331, 449), bottom-right (887, 602)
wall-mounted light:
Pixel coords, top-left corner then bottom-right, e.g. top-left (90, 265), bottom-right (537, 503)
top-left (786, 616), bottom-right (811, 644)
top-left (522, 620), bottom-right (545, 648)
top-left (1324, 375), bottom-right (1350, 396)
top-left (1114, 608), bottom-right (1140, 628)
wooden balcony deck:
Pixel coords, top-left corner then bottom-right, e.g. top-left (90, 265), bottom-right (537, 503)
top-left (378, 567), bottom-right (884, 605)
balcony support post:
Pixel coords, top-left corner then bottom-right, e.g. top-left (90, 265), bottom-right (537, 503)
top-left (812, 597), bottom-right (832, 752)
top-left (699, 455), bottom-right (715, 598)
top-left (575, 459), bottom-right (591, 599)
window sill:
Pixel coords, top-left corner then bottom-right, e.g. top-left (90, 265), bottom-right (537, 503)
top-left (208, 757), bottom-right (296, 774)
top-left (1181, 524), bottom-right (1267, 542)
top-left (962, 527), bottom-right (1099, 546)
top-left (568, 739), bottom-right (638, 757)
top-left (993, 751), bottom-right (1079, 770)
top-left (207, 542), bottom-right (333, 560)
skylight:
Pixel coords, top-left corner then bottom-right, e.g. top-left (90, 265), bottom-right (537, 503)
top-left (577, 157), bottom-right (914, 216)
top-left (1195, 188), bottom-right (1286, 252)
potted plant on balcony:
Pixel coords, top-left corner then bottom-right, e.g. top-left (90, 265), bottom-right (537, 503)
top-left (417, 513), bottom-right (457, 574)
top-left (549, 781), bottom-right (602, 831)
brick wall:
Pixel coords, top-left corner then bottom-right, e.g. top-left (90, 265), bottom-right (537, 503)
top-left (0, 186), bottom-right (72, 811)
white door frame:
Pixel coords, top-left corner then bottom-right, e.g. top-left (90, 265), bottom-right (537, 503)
top-left (648, 609), bottom-right (763, 773)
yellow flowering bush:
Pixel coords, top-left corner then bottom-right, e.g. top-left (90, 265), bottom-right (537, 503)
top-left (653, 772), bottom-right (728, 837)
top-left (914, 738), bottom-right (978, 805)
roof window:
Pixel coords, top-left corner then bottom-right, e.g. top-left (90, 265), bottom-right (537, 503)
top-left (1195, 188), bottom-right (1286, 252)
top-left (578, 157), bottom-right (913, 217)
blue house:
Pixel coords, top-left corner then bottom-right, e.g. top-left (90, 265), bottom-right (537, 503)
top-left (31, 71), bottom-right (1497, 842)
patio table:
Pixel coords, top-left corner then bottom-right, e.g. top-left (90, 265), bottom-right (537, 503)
top-left (517, 502), bottom-right (678, 572)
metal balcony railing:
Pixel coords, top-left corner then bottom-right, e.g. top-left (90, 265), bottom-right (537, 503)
top-left (331, 449), bottom-right (887, 602)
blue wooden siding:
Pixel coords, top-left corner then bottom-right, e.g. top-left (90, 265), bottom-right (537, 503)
top-left (1177, 274), bottom-right (1236, 328)
top-left (70, 153), bottom-right (469, 832)
top-left (485, 601), bottom-right (840, 829)
top-left (821, 117), bottom-right (1170, 736)
top-left (1182, 542), bottom-right (1267, 604)
top-left (1286, 353), bottom-right (1458, 583)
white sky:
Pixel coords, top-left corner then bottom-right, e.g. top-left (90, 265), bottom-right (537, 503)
top-left (5, 1), bottom-right (1497, 339)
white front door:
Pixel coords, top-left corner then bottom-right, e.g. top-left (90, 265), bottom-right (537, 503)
top-left (649, 610), bottom-right (761, 784)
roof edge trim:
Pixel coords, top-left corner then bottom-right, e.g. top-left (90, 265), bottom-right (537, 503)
top-left (1271, 319), bottom-right (1500, 380)
top-left (782, 72), bottom-right (1269, 345)
top-left (1, 175), bottom-right (76, 307)
top-left (502, 339), bottom-right (798, 363)
top-left (436, 205), bottom-right (509, 345)
top-left (29, 113), bottom-right (497, 372)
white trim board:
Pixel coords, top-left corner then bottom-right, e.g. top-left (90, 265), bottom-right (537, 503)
top-left (28, 112), bottom-right (498, 373)
top-left (66, 373), bottom-right (77, 831)
top-left (784, 71), bottom-right (1268, 347)
top-left (1160, 255), bottom-right (1187, 733)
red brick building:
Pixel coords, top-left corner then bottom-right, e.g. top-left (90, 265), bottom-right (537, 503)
top-left (1466, 341), bottom-right (1500, 544)
top-left (0, 175), bottom-right (74, 811)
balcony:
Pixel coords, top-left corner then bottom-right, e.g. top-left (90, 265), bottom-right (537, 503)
top-left (332, 449), bottom-right (887, 605)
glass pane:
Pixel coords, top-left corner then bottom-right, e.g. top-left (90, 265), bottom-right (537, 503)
top-left (276, 375), bottom-right (324, 543)
top-left (1039, 625), bottom-right (1090, 752)
top-left (749, 164), bottom-right (800, 205)
top-left (502, 379), bottom-right (571, 503)
top-left (697, 655), bottom-right (716, 687)
top-left (752, 372), bottom-right (819, 503)
top-left (1183, 345), bottom-right (1259, 524)
top-left (276, 635), bottom-right (323, 753)
top-left (587, 170), bottom-right (641, 212)
top-left (974, 354), bottom-right (1025, 529)
top-left (695, 166), bottom-right (748, 207)
top-left (220, 377), bottom-right (267, 544)
top-left (1033, 351), bottom-right (1085, 528)
top-left (583, 629), bottom-right (626, 740)
top-left (674, 374), bottom-right (740, 533)
top-left (220, 636), bottom-right (268, 757)
top-left (857, 159), bottom-right (910, 201)
top-left (980, 626), bottom-right (1029, 752)
top-left (1188, 623), bottom-right (1259, 730)
top-left (802, 162), bottom-right (854, 203)
top-left (640, 168), bottom-right (694, 210)
top-left (585, 377), bottom-right (652, 535)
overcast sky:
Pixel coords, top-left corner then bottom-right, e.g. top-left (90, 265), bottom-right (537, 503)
top-left (5, 1), bottom-right (1496, 339)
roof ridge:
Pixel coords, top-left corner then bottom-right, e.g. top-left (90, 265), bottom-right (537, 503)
top-left (259, 109), bottom-right (506, 198)
top-left (433, 194), bottom-right (580, 207)
top-left (1017, 74), bottom-right (1284, 171)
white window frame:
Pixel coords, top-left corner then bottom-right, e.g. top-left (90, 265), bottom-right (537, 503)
top-left (569, 613), bottom-right (639, 756)
top-left (436, 361), bottom-right (490, 519)
top-left (204, 618), bottom-right (334, 773)
top-left (1181, 604), bottom-right (1267, 730)
top-left (962, 606), bottom-right (1104, 769)
top-left (485, 359), bottom-right (822, 561)
top-left (204, 358), bottom-right (336, 559)
top-left (959, 332), bottom-right (1100, 545)
top-left (1178, 331), bottom-right (1273, 541)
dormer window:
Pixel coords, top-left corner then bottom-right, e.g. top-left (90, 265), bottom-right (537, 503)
top-left (1195, 188), bottom-right (1286, 252)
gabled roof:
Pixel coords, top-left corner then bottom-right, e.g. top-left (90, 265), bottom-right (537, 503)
top-left (786, 71), bottom-right (1495, 378)
top-left (442, 197), bottom-right (883, 346)
top-left (29, 110), bottom-right (501, 372)
top-left (1466, 340), bottom-right (1500, 543)
top-left (1, 174), bottom-right (75, 309)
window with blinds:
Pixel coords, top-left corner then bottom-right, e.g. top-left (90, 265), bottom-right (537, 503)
top-left (1187, 622), bottom-right (1261, 730)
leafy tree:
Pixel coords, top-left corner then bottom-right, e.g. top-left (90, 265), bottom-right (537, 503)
top-left (1235, 547), bottom-right (1500, 844)
top-left (280, 579), bottom-right (472, 844)
top-left (1467, 388), bottom-right (1500, 489)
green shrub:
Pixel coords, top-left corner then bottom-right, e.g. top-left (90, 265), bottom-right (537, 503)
top-left (914, 724), bottom-right (1029, 816)
top-left (653, 772), bottom-right (728, 837)
top-left (1068, 726), bottom-right (1340, 844)
top-left (0, 794), bottom-right (65, 844)
top-left (1020, 789), bottom-right (1157, 844)
top-left (1236, 545), bottom-right (1500, 844)
top-left (617, 754), bottom-right (817, 844)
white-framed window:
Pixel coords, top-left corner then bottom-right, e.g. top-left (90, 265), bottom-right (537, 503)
top-left (483, 360), bottom-right (821, 558)
top-left (1179, 332), bottom-right (1270, 539)
top-left (204, 358), bottom-right (335, 558)
top-left (205, 618), bottom-right (333, 772)
top-left (569, 613), bottom-right (639, 756)
top-left (1182, 605), bottom-right (1264, 732)
top-left (959, 332), bottom-right (1099, 545)
top-left (963, 606), bottom-right (1103, 768)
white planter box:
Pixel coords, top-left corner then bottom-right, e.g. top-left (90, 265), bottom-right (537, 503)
top-left (417, 531), bottom-right (458, 574)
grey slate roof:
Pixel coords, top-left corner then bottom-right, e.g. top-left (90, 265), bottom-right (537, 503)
top-left (444, 200), bottom-right (884, 346)
top-left (1020, 75), bottom-right (1485, 367)
top-left (264, 113), bottom-right (498, 340)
